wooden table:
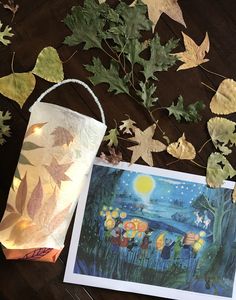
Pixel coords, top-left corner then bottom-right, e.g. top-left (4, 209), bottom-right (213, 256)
top-left (0, 0), bottom-right (235, 299)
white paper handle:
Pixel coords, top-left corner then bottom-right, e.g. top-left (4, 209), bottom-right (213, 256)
top-left (30, 79), bottom-right (106, 124)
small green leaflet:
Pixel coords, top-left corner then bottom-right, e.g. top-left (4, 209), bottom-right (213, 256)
top-left (167, 95), bottom-right (205, 122)
top-left (206, 152), bottom-right (236, 188)
top-left (0, 21), bottom-right (14, 46)
top-left (137, 82), bottom-right (158, 109)
top-left (0, 110), bottom-right (11, 145)
top-left (103, 128), bottom-right (119, 147)
top-left (86, 57), bottom-right (129, 95)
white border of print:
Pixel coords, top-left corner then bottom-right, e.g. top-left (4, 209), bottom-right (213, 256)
top-left (64, 158), bottom-right (236, 300)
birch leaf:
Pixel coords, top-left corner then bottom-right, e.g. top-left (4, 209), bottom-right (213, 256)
top-left (232, 184), bottom-right (236, 204)
top-left (0, 213), bottom-right (20, 231)
top-left (103, 128), bottom-right (119, 147)
top-left (206, 153), bottom-right (236, 188)
top-left (51, 127), bottom-right (74, 147)
top-left (0, 72), bottom-right (36, 107)
top-left (210, 79), bottom-right (236, 115)
top-left (32, 47), bottom-right (64, 83)
top-left (131, 0), bottom-right (186, 31)
top-left (27, 178), bottom-right (43, 219)
top-left (25, 122), bottom-right (47, 138)
top-left (119, 118), bottom-right (136, 135)
top-left (128, 124), bottom-right (166, 166)
top-left (207, 117), bottom-right (236, 155)
top-left (49, 204), bottom-right (71, 232)
top-left (175, 32), bottom-right (210, 70)
top-left (0, 21), bottom-right (14, 46)
top-left (167, 133), bottom-right (196, 160)
top-left (15, 172), bottom-right (27, 214)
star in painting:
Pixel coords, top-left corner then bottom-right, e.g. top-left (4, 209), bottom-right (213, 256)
top-left (44, 157), bottom-right (72, 188)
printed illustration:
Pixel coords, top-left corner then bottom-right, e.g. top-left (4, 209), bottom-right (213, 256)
top-left (74, 164), bottom-right (236, 297)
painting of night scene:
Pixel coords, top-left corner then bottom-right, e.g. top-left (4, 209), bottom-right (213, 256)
top-left (72, 163), bottom-right (236, 298)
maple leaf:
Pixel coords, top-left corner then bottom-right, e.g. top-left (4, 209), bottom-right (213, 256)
top-left (119, 118), bottom-right (136, 135)
top-left (206, 152), bottom-right (236, 188)
top-left (0, 21), bottom-right (14, 46)
top-left (86, 57), bottom-right (129, 95)
top-left (167, 95), bottom-right (205, 122)
top-left (167, 133), bottom-right (196, 160)
top-left (210, 79), bottom-right (236, 115)
top-left (44, 158), bottom-right (72, 188)
top-left (128, 124), bottom-right (166, 166)
top-left (207, 117), bottom-right (236, 155)
top-left (0, 110), bottom-right (11, 145)
top-left (131, 0), bottom-right (186, 31)
top-left (175, 32), bottom-right (210, 70)
top-left (137, 82), bottom-right (158, 109)
top-left (103, 128), bottom-right (119, 147)
top-left (51, 127), bottom-right (74, 147)
top-left (100, 147), bottom-right (122, 165)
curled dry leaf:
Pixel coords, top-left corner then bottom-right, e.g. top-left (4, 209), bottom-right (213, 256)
top-left (206, 152), bottom-right (236, 188)
top-left (100, 147), bottom-right (122, 165)
top-left (119, 118), bottom-right (136, 135)
top-left (175, 32), bottom-right (210, 70)
top-left (167, 133), bottom-right (196, 160)
top-left (128, 124), bottom-right (166, 166)
top-left (207, 117), bottom-right (236, 155)
top-left (210, 79), bottom-right (236, 115)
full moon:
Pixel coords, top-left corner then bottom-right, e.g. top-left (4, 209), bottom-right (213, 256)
top-left (133, 175), bottom-right (155, 194)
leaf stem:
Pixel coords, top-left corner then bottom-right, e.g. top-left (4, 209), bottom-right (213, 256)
top-left (167, 159), bottom-right (180, 166)
top-left (151, 106), bottom-right (166, 113)
top-left (62, 50), bottom-right (78, 64)
top-left (198, 138), bottom-right (212, 153)
top-left (190, 160), bottom-right (206, 169)
top-left (201, 81), bottom-right (217, 93)
top-left (11, 51), bottom-right (15, 73)
top-left (199, 65), bottom-right (227, 79)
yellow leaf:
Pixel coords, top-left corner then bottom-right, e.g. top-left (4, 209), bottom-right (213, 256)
top-left (175, 32), bottom-right (210, 70)
top-left (131, 0), bottom-right (186, 32)
top-left (210, 79), bottom-right (236, 115)
top-left (32, 47), bottom-right (64, 83)
top-left (0, 72), bottom-right (36, 107)
top-left (232, 184), bottom-right (236, 204)
top-left (167, 133), bottom-right (196, 160)
top-left (128, 124), bottom-right (166, 166)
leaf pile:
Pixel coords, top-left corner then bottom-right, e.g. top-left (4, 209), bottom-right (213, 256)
top-left (0, 110), bottom-right (11, 145)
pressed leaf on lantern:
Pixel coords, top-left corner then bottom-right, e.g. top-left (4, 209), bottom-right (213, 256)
top-left (25, 122), bottom-right (47, 138)
top-left (32, 47), bottom-right (64, 83)
top-left (167, 133), bottom-right (196, 160)
top-left (0, 72), bottom-right (36, 107)
top-left (210, 79), bottom-right (236, 115)
top-left (0, 213), bottom-right (20, 231)
top-left (0, 21), bottom-right (14, 46)
top-left (103, 128), bottom-right (119, 147)
top-left (0, 110), bottom-right (11, 145)
top-left (48, 204), bottom-right (71, 232)
top-left (128, 124), bottom-right (166, 166)
top-left (27, 178), bottom-right (43, 219)
top-left (22, 142), bottom-right (43, 151)
top-left (175, 32), bottom-right (210, 70)
top-left (6, 203), bottom-right (15, 213)
top-left (18, 154), bottom-right (33, 166)
top-left (15, 172), bottom-right (27, 214)
top-left (100, 147), bottom-right (122, 165)
top-left (51, 127), bottom-right (74, 147)
top-left (37, 187), bottom-right (57, 226)
top-left (206, 152), bottom-right (236, 188)
top-left (44, 157), bottom-right (72, 188)
top-left (119, 118), bottom-right (137, 135)
top-left (131, 0), bottom-right (186, 31)
top-left (207, 117), bottom-right (236, 155)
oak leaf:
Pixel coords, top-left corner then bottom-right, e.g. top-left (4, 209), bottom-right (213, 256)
top-left (131, 0), bottom-right (186, 31)
top-left (210, 79), bottom-right (236, 115)
top-left (207, 117), bottom-right (236, 155)
top-left (0, 21), bottom-right (13, 45)
top-left (206, 152), bottom-right (236, 188)
top-left (100, 147), bottom-right (122, 165)
top-left (128, 124), bottom-right (166, 166)
top-left (119, 118), bottom-right (136, 135)
top-left (51, 127), bottom-right (74, 147)
top-left (0, 110), bottom-right (11, 145)
top-left (175, 32), bottom-right (210, 70)
top-left (103, 128), bottom-right (119, 147)
top-left (167, 133), bottom-right (196, 160)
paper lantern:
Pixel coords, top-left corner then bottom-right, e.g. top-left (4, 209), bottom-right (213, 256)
top-left (0, 79), bottom-right (107, 262)
top-left (123, 221), bottom-right (136, 231)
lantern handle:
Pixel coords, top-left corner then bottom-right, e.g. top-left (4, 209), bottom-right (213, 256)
top-left (30, 79), bottom-right (106, 124)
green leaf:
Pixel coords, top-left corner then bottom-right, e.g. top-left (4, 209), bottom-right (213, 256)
top-left (207, 117), bottom-right (236, 156)
top-left (125, 39), bottom-right (148, 67)
top-left (63, 0), bottom-right (106, 49)
top-left (0, 21), bottom-right (14, 46)
top-left (167, 95), bottom-right (205, 123)
top-left (103, 128), bottom-right (119, 147)
top-left (206, 152), bottom-right (236, 188)
top-left (22, 142), bottom-right (43, 151)
top-left (137, 82), bottom-right (158, 109)
top-left (18, 154), bottom-right (33, 166)
top-left (0, 110), bottom-right (11, 145)
top-left (85, 57), bottom-right (129, 95)
top-left (142, 35), bottom-right (178, 81)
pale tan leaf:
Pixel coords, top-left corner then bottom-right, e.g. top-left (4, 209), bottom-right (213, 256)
top-left (51, 126), bottom-right (74, 147)
top-left (210, 79), bottom-right (236, 115)
top-left (128, 124), bottom-right (166, 166)
top-left (37, 187), bottom-right (57, 226)
top-left (25, 122), bottom-right (47, 138)
top-left (175, 32), bottom-right (210, 70)
top-left (49, 204), bottom-right (71, 232)
top-left (119, 118), bottom-right (136, 135)
top-left (167, 133), bottom-right (196, 160)
top-left (27, 178), bottom-right (43, 219)
top-left (15, 172), bottom-right (27, 214)
top-left (0, 213), bottom-right (20, 231)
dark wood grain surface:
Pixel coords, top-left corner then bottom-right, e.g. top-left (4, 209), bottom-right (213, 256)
top-left (0, 1), bottom-right (235, 299)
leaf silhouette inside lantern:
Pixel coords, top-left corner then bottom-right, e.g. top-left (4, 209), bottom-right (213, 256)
top-left (18, 154), bottom-right (33, 166)
top-left (15, 172), bottom-right (27, 214)
top-left (6, 203), bottom-right (15, 213)
top-left (37, 187), bottom-right (57, 226)
top-left (27, 178), bottom-right (43, 219)
top-left (51, 127), bottom-right (74, 147)
top-left (0, 213), bottom-right (20, 231)
top-left (48, 204), bottom-right (71, 232)
top-left (25, 122), bottom-right (47, 138)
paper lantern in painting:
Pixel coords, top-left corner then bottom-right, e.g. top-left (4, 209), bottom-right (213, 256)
top-left (0, 79), bottom-right (107, 262)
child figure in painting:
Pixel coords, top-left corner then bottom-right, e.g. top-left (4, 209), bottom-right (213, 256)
top-left (160, 238), bottom-right (175, 271)
top-left (139, 231), bottom-right (152, 266)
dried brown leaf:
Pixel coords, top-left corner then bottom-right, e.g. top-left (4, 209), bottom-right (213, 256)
top-left (27, 178), bottom-right (43, 219)
top-left (119, 118), bottom-right (136, 135)
top-left (15, 172), bottom-right (27, 214)
top-left (100, 147), bottom-right (122, 165)
top-left (6, 203), bottom-right (15, 213)
top-left (37, 187), bottom-right (57, 226)
top-left (51, 126), bottom-right (74, 147)
top-left (0, 213), bottom-right (20, 231)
